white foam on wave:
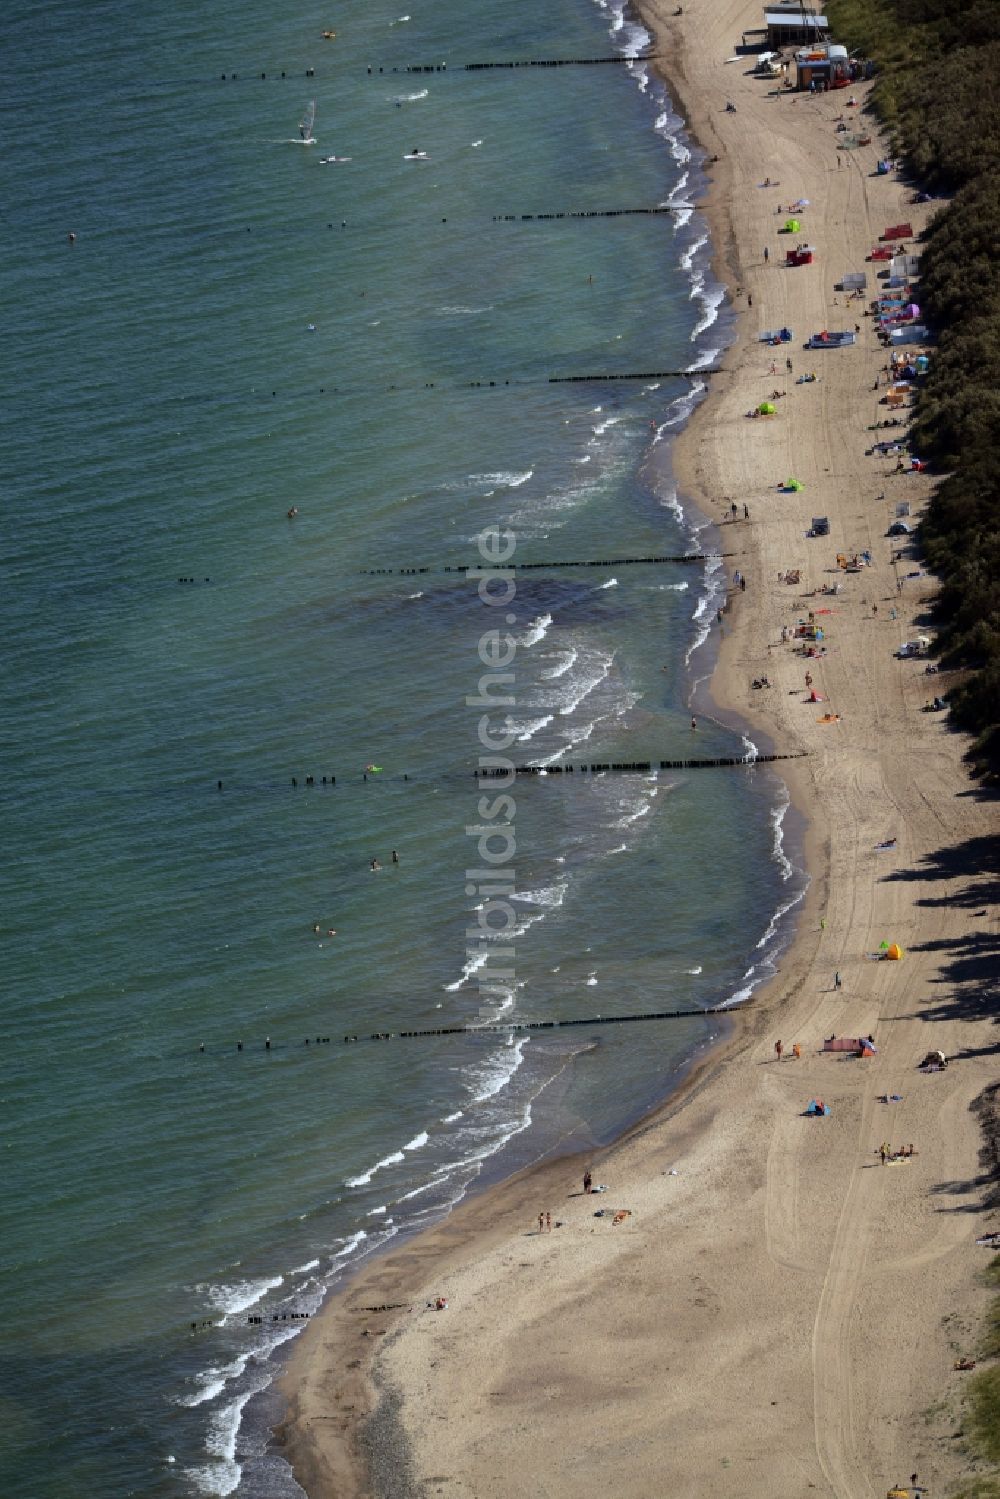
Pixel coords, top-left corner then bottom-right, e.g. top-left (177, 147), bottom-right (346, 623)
top-left (390, 88), bottom-right (428, 102)
top-left (686, 345), bottom-right (722, 373)
top-left (541, 647), bottom-right (578, 680)
top-left (404, 1130), bottom-right (429, 1152)
top-left (331, 1229), bottom-right (369, 1262)
top-left (557, 649), bottom-right (615, 716)
top-left (447, 469), bottom-right (532, 493)
top-left (441, 1109), bottom-right (464, 1123)
top-left (770, 786), bottom-right (794, 882)
top-left (691, 280), bottom-right (727, 341)
top-left (756, 890), bottom-right (804, 950)
top-left (684, 554), bottom-right (725, 667)
top-left (659, 485), bottom-right (685, 526)
top-left (612, 796), bottom-right (654, 830)
top-left (290, 1257), bottom-right (320, 1275)
top-left (629, 60), bottom-right (650, 92)
top-left (511, 713), bottom-right (555, 743)
top-left (686, 965), bottom-right (703, 975)
top-left (599, 577), bottom-right (618, 590)
top-left (406, 591), bottom-right (424, 599)
top-left (345, 1152), bottom-right (404, 1188)
top-left (444, 947), bottom-right (490, 992)
top-left (185, 1388), bottom-right (256, 1497)
top-left (511, 880), bottom-right (568, 910)
top-left (465, 1034), bottom-right (529, 1104)
top-left (533, 682), bottom-right (639, 768)
top-left (521, 613), bottom-right (553, 647)
top-left (655, 105), bottom-right (692, 169)
top-left (181, 1356), bottom-right (251, 1410)
top-left (592, 415), bottom-right (622, 439)
top-left (652, 386), bottom-right (702, 443)
top-left (586, 973), bottom-right (599, 986)
top-left (680, 232), bottom-right (708, 273)
top-left (368, 1205), bottom-right (388, 1216)
top-left (197, 1275), bottom-right (284, 1319)
top-left (438, 303), bottom-right (493, 315)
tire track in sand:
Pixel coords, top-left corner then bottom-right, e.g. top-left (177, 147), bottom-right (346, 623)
top-left (810, 1090), bottom-right (878, 1499)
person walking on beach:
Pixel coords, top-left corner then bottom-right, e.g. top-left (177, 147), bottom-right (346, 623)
top-left (775, 1039), bottom-right (783, 1062)
top-left (786, 357), bottom-right (793, 373)
top-left (538, 1212), bottom-right (545, 1234)
top-left (545, 1211), bottom-right (552, 1232)
top-left (744, 503), bottom-right (750, 519)
top-left (835, 971), bottom-right (842, 989)
top-left (583, 1170), bottom-right (593, 1194)
top-left (792, 1043), bottom-right (801, 1060)
top-left (879, 1142), bottom-right (888, 1166)
top-left (691, 716), bottom-right (697, 731)
top-left (764, 245), bottom-right (769, 263)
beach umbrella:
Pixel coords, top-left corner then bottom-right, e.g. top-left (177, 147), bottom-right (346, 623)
top-left (759, 401), bottom-right (776, 415)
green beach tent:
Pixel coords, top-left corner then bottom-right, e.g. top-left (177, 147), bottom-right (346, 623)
top-left (785, 478), bottom-right (804, 491)
top-left (784, 217), bottom-right (801, 233)
top-left (759, 401), bottom-right (776, 415)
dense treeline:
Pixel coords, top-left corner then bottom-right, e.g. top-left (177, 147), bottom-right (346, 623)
top-left (827, 0), bottom-right (1000, 773)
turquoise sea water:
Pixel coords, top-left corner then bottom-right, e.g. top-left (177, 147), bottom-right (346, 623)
top-left (2, 2), bottom-right (805, 1495)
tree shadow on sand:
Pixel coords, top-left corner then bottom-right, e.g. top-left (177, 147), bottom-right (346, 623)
top-left (928, 1082), bottom-right (1000, 1214)
top-left (880, 835), bottom-right (1000, 1213)
top-left (880, 833), bottom-right (1000, 1037)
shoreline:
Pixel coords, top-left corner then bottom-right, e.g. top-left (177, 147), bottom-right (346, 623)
top-left (278, 4), bottom-right (998, 1495)
top-left (274, 11), bottom-right (812, 1486)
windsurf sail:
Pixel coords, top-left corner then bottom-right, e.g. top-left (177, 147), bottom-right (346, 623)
top-left (299, 100), bottom-right (317, 143)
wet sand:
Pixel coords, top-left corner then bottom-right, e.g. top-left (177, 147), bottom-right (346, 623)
top-left (278, 4), bottom-right (1000, 1494)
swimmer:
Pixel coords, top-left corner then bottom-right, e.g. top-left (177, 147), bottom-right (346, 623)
top-left (371, 858), bottom-right (381, 872)
top-left (287, 506), bottom-right (299, 518)
top-left (391, 849), bottom-right (399, 864)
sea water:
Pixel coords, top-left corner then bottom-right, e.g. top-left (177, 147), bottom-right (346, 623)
top-left (1, 1), bottom-right (805, 1495)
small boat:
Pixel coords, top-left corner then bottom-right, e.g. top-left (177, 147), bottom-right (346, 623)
top-left (403, 149), bottom-right (429, 160)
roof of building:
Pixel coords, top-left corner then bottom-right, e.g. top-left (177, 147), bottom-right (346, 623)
top-left (765, 12), bottom-right (828, 27)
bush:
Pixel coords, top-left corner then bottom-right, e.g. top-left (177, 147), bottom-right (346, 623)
top-left (827, 0), bottom-right (1000, 775)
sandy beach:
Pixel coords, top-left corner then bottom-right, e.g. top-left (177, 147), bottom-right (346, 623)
top-left (278, 4), bottom-right (999, 1495)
